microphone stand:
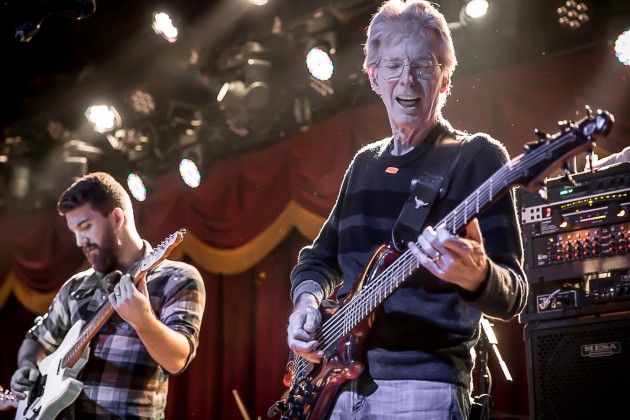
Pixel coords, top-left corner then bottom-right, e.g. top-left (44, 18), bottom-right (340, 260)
top-left (475, 317), bottom-right (513, 420)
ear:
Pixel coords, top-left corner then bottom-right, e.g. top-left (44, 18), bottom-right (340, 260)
top-left (111, 207), bottom-right (125, 228)
top-left (368, 66), bottom-right (381, 95)
top-left (439, 75), bottom-right (450, 93)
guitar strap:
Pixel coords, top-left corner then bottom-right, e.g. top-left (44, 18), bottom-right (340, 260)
top-left (391, 127), bottom-right (465, 251)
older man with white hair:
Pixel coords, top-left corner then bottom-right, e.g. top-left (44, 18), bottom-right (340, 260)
top-left (286, 1), bottom-right (528, 418)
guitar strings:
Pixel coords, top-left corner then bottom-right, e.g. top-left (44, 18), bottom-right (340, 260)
top-left (291, 129), bottom-right (587, 380)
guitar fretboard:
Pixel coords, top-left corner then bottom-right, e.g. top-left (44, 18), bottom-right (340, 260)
top-left (61, 263), bottom-right (143, 369)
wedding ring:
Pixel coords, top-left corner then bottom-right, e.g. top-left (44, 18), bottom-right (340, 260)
top-left (431, 252), bottom-right (441, 263)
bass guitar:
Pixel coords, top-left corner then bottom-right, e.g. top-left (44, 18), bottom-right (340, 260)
top-left (16, 229), bottom-right (186, 420)
top-left (268, 108), bottom-right (614, 419)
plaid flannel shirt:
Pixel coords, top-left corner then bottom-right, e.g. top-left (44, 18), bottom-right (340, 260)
top-left (26, 242), bottom-right (205, 419)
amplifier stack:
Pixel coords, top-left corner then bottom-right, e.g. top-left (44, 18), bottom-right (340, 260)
top-left (520, 161), bottom-right (630, 322)
top-left (519, 162), bottom-right (630, 419)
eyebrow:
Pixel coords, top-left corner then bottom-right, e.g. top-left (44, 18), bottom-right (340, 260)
top-left (382, 54), bottom-right (435, 62)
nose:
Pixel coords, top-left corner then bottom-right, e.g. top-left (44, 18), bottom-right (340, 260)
top-left (399, 64), bottom-right (415, 87)
top-left (76, 233), bottom-right (88, 247)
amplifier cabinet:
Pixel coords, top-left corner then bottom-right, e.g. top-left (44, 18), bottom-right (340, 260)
top-left (525, 312), bottom-right (630, 419)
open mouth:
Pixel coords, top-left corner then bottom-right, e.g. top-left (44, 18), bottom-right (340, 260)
top-left (396, 97), bottom-right (420, 108)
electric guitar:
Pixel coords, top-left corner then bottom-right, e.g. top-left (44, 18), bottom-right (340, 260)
top-left (16, 229), bottom-right (186, 420)
top-left (0, 386), bottom-right (17, 411)
top-left (268, 108), bottom-right (614, 419)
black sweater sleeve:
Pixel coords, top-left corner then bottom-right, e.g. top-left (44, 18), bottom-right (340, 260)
top-left (290, 157), bottom-right (355, 301)
top-left (455, 135), bottom-right (529, 319)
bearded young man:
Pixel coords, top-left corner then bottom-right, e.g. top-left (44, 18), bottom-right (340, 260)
top-left (10, 172), bottom-right (205, 419)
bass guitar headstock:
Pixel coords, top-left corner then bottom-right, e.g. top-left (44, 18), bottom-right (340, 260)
top-left (518, 106), bottom-right (614, 193)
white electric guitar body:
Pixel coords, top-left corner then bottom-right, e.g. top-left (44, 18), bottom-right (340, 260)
top-left (15, 229), bottom-right (186, 420)
top-left (16, 321), bottom-right (89, 420)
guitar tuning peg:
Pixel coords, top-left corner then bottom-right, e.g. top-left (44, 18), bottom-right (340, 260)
top-left (557, 120), bottom-right (571, 130)
top-left (534, 129), bottom-right (548, 142)
top-left (524, 130), bottom-right (549, 152)
top-left (584, 104), bottom-right (593, 118)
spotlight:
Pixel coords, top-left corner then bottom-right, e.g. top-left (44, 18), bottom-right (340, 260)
top-left (556, 0), bottom-right (591, 30)
top-left (217, 79), bottom-right (268, 134)
top-left (615, 29), bottom-right (630, 67)
top-left (306, 47), bottom-right (334, 81)
top-left (247, 0), bottom-right (268, 5)
top-left (179, 158), bottom-right (201, 188)
top-left (85, 104), bottom-right (121, 134)
top-left (464, 0), bottom-right (489, 19)
top-left (304, 12), bottom-right (338, 82)
top-left (457, 0), bottom-right (497, 27)
top-left (129, 89), bottom-right (156, 116)
top-left (243, 57), bottom-right (271, 110)
top-left (178, 134), bottom-right (203, 188)
top-left (216, 42), bottom-right (271, 132)
top-left (127, 173), bottom-right (147, 202)
top-left (152, 11), bottom-right (178, 43)
top-left (217, 81), bottom-right (245, 106)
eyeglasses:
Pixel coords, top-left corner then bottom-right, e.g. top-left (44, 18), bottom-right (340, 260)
top-left (377, 61), bottom-right (443, 80)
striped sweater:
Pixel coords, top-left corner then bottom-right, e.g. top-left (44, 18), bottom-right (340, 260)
top-left (290, 123), bottom-right (528, 387)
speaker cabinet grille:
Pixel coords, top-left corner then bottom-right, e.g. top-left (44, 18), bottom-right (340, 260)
top-left (526, 313), bottom-right (630, 419)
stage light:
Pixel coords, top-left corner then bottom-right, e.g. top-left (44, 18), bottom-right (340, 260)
top-left (306, 47), bottom-right (334, 81)
top-left (465, 0), bottom-right (489, 19)
top-left (304, 12), bottom-right (338, 82)
top-left (129, 89), bottom-right (156, 116)
top-left (127, 173), bottom-right (147, 201)
top-left (85, 105), bottom-right (121, 134)
top-left (152, 12), bottom-right (178, 43)
top-left (247, 0), bottom-right (268, 5)
top-left (556, 0), bottom-right (591, 30)
top-left (179, 158), bottom-right (201, 188)
top-left (217, 81), bottom-right (246, 105)
top-left (178, 135), bottom-right (204, 188)
top-left (244, 57), bottom-right (271, 111)
top-left (615, 29), bottom-right (630, 67)
top-left (216, 42), bottom-right (271, 133)
top-left (453, 0), bottom-right (501, 30)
